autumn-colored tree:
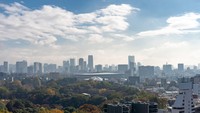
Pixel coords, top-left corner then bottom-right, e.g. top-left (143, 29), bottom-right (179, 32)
top-left (46, 88), bottom-right (56, 95)
top-left (49, 109), bottom-right (64, 113)
top-left (74, 104), bottom-right (101, 113)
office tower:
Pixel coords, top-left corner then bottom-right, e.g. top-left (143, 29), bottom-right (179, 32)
top-left (0, 65), bottom-right (3, 72)
top-left (139, 66), bottom-right (154, 77)
top-left (128, 55), bottom-right (135, 69)
top-left (88, 55), bottom-right (94, 71)
top-left (128, 55), bottom-right (135, 76)
top-left (27, 65), bottom-right (34, 75)
top-left (163, 64), bottom-right (172, 75)
top-left (69, 58), bottom-right (75, 67)
top-left (117, 64), bottom-right (128, 73)
top-left (3, 61), bottom-right (8, 73)
top-left (178, 63), bottom-right (184, 72)
top-left (78, 58), bottom-right (84, 71)
top-left (34, 62), bottom-right (42, 75)
top-left (63, 60), bottom-right (70, 73)
top-left (69, 58), bottom-right (76, 73)
top-left (9, 64), bottom-right (16, 73)
top-left (83, 61), bottom-right (87, 71)
top-left (48, 64), bottom-right (57, 72)
top-left (172, 82), bottom-right (194, 113)
top-left (95, 64), bottom-right (102, 72)
top-left (43, 63), bottom-right (49, 73)
top-left (16, 60), bottom-right (27, 73)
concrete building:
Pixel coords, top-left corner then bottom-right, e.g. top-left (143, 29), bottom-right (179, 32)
top-left (3, 61), bottom-right (8, 73)
top-left (128, 56), bottom-right (135, 76)
top-left (172, 82), bottom-right (195, 113)
top-left (95, 64), bottom-right (103, 72)
top-left (63, 60), bottom-right (70, 73)
top-left (139, 66), bottom-right (154, 77)
top-left (78, 58), bottom-right (84, 71)
top-left (118, 64), bottom-right (128, 74)
top-left (178, 63), bottom-right (184, 72)
top-left (69, 58), bottom-right (76, 73)
top-left (88, 55), bottom-right (94, 71)
top-left (34, 62), bottom-right (42, 75)
top-left (163, 64), bottom-right (173, 75)
top-left (9, 64), bottom-right (15, 73)
top-left (16, 60), bottom-right (27, 73)
top-left (27, 65), bottom-right (34, 75)
top-left (127, 76), bottom-right (140, 85)
top-left (43, 63), bottom-right (57, 73)
top-left (104, 104), bottom-right (130, 113)
top-left (193, 83), bottom-right (200, 97)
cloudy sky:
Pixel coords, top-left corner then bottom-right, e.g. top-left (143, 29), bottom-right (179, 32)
top-left (1, 0), bottom-right (200, 67)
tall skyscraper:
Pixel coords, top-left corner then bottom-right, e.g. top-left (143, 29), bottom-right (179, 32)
top-left (3, 61), bottom-right (8, 73)
top-left (178, 63), bottom-right (184, 72)
top-left (69, 58), bottom-right (76, 73)
top-left (9, 64), bottom-right (16, 73)
top-left (70, 58), bottom-right (75, 67)
top-left (27, 65), bottom-right (34, 75)
top-left (128, 55), bottom-right (135, 70)
top-left (78, 58), bottom-right (84, 71)
top-left (63, 60), bottom-right (70, 73)
top-left (34, 62), bottom-right (42, 75)
top-left (128, 55), bottom-right (135, 76)
top-left (88, 55), bottom-right (93, 71)
top-left (163, 64), bottom-right (172, 75)
top-left (16, 60), bottom-right (27, 73)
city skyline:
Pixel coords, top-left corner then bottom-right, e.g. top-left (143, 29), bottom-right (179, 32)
top-left (1, 0), bottom-right (200, 66)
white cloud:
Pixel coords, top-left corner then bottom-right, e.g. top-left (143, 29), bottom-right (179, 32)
top-left (138, 12), bottom-right (200, 37)
top-left (88, 34), bottom-right (113, 43)
top-left (0, 3), bottom-right (138, 46)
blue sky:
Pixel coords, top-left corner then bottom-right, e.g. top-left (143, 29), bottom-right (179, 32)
top-left (1, 0), bottom-right (200, 66)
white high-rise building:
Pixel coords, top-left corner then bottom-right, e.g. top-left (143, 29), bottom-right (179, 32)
top-left (172, 82), bottom-right (195, 113)
top-left (128, 55), bottom-right (135, 76)
top-left (88, 55), bottom-right (94, 71)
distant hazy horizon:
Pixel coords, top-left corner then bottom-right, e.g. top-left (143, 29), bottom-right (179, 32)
top-left (1, 0), bottom-right (200, 66)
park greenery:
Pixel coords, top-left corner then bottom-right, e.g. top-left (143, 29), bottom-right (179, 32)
top-left (0, 77), bottom-right (168, 113)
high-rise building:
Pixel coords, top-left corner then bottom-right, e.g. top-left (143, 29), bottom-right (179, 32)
top-left (34, 62), bottom-right (42, 75)
top-left (3, 61), bottom-right (8, 73)
top-left (178, 63), bottom-right (184, 72)
top-left (95, 64), bottom-right (102, 72)
top-left (63, 60), bottom-right (70, 73)
top-left (9, 64), bottom-right (16, 73)
top-left (43, 63), bottom-right (49, 73)
top-left (117, 64), bottom-right (128, 73)
top-left (128, 55), bottom-right (135, 69)
top-left (139, 66), bottom-right (154, 77)
top-left (43, 63), bottom-right (57, 73)
top-left (48, 64), bottom-right (57, 72)
top-left (70, 58), bottom-right (75, 67)
top-left (78, 58), bottom-right (84, 71)
top-left (172, 82), bottom-right (195, 113)
top-left (16, 60), bottom-right (27, 73)
top-left (88, 55), bottom-right (94, 71)
top-left (163, 64), bottom-right (172, 75)
top-left (27, 65), bottom-right (34, 75)
top-left (69, 58), bottom-right (76, 73)
top-left (128, 55), bottom-right (135, 76)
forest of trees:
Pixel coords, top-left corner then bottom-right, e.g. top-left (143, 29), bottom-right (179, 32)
top-left (0, 77), bottom-right (167, 113)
